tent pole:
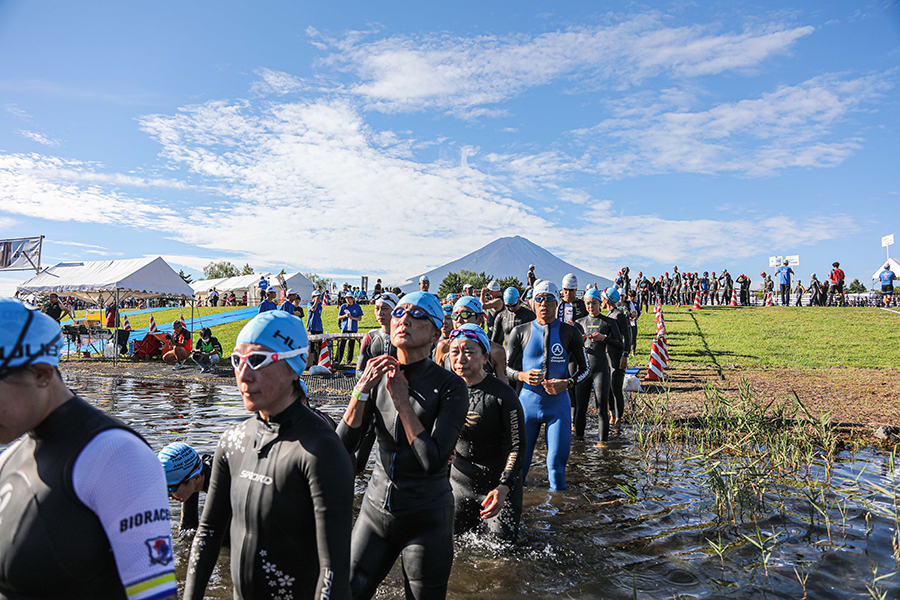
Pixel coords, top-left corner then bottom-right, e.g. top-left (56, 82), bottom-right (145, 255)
top-left (114, 288), bottom-right (119, 367)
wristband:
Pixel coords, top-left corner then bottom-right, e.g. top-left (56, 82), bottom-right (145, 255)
top-left (351, 389), bottom-right (369, 402)
top-left (567, 377), bottom-right (575, 390)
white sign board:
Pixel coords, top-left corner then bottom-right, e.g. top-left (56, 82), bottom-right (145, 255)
top-left (883, 234), bottom-right (895, 247)
top-left (768, 256), bottom-right (782, 268)
top-left (785, 255), bottom-right (800, 266)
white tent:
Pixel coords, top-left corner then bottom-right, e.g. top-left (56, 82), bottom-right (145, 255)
top-left (192, 273), bottom-right (273, 305)
top-left (17, 257), bottom-right (193, 303)
top-left (871, 258), bottom-right (900, 281)
top-left (281, 272), bottom-right (315, 303)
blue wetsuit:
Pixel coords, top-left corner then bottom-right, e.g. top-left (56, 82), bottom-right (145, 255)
top-left (505, 319), bottom-right (588, 491)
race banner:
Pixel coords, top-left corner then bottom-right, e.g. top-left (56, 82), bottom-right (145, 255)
top-left (0, 236), bottom-right (43, 272)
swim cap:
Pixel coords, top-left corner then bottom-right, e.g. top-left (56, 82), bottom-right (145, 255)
top-left (158, 442), bottom-right (203, 488)
top-left (235, 310), bottom-right (309, 377)
top-left (398, 291), bottom-right (443, 330)
top-left (584, 288), bottom-right (603, 302)
top-left (533, 280), bottom-right (559, 299)
top-left (601, 287), bottom-right (621, 303)
top-left (562, 273), bottom-right (578, 290)
top-left (375, 292), bottom-right (400, 310)
top-left (487, 280), bottom-right (501, 292)
top-left (442, 304), bottom-right (453, 315)
top-left (446, 293), bottom-right (459, 303)
top-left (448, 323), bottom-right (491, 354)
top-left (0, 298), bottom-right (62, 377)
top-left (419, 275), bottom-right (429, 283)
top-left (503, 287), bottom-right (520, 304)
top-left (454, 295), bottom-right (483, 314)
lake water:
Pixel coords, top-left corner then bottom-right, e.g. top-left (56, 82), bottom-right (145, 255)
top-left (60, 373), bottom-right (900, 599)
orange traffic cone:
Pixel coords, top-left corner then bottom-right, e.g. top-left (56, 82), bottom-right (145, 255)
top-left (692, 291), bottom-right (702, 310)
top-left (644, 339), bottom-right (666, 381)
top-left (148, 315), bottom-right (159, 334)
top-left (180, 314), bottom-right (187, 328)
top-left (123, 315), bottom-right (133, 331)
top-left (730, 289), bottom-right (738, 306)
top-left (765, 292), bottom-right (774, 306)
top-left (318, 342), bottom-right (333, 371)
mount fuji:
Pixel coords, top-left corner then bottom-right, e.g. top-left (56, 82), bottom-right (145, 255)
top-left (401, 236), bottom-right (614, 293)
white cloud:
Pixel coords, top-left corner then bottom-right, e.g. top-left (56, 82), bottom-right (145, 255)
top-left (17, 130), bottom-right (59, 147)
top-left (572, 73), bottom-right (891, 177)
top-left (251, 68), bottom-right (305, 95)
top-left (313, 16), bottom-right (813, 115)
top-left (0, 216), bottom-right (20, 232)
top-left (3, 104), bottom-right (30, 119)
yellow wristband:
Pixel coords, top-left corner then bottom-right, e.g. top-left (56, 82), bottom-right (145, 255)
top-left (351, 389), bottom-right (369, 402)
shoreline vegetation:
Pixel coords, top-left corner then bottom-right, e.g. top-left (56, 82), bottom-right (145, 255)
top-left (60, 304), bottom-right (900, 443)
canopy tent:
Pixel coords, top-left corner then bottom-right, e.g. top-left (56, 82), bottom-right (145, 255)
top-left (17, 257), bottom-right (193, 303)
top-left (871, 258), bottom-right (900, 281)
top-left (279, 272), bottom-right (315, 303)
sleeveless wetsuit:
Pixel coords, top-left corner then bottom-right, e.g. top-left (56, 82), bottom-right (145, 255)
top-left (185, 400), bottom-right (354, 600)
top-left (336, 358), bottom-right (468, 600)
top-left (606, 307), bottom-right (631, 424)
top-left (505, 319), bottom-right (589, 491)
top-left (573, 314), bottom-right (623, 440)
top-left (0, 395), bottom-right (176, 600)
top-left (450, 375), bottom-right (525, 542)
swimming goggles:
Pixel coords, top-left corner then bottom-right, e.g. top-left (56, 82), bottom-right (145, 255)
top-left (451, 310), bottom-right (478, 321)
top-left (533, 294), bottom-right (557, 304)
top-left (448, 328), bottom-right (490, 353)
top-left (391, 306), bottom-right (432, 321)
top-left (230, 347), bottom-right (306, 371)
top-left (167, 458), bottom-right (202, 495)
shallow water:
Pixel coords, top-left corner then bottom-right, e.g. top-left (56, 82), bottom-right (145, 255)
top-left (59, 373), bottom-right (900, 599)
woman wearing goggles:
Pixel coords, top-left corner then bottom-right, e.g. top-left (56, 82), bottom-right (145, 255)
top-left (447, 324), bottom-right (526, 542)
top-left (433, 296), bottom-right (506, 377)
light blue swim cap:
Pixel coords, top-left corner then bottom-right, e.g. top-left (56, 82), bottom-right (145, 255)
top-left (448, 323), bottom-right (491, 354)
top-left (602, 287), bottom-right (621, 303)
top-left (399, 291), bottom-right (444, 330)
top-left (584, 288), bottom-right (603, 302)
top-left (502, 288), bottom-right (520, 304)
top-left (158, 442), bottom-right (203, 488)
top-left (453, 295), bottom-right (483, 314)
top-left (0, 297), bottom-right (62, 377)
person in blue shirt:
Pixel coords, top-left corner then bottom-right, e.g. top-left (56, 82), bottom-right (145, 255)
top-left (279, 288), bottom-right (298, 315)
top-left (337, 293), bottom-right (364, 364)
top-left (306, 290), bottom-right (324, 365)
top-left (776, 260), bottom-right (794, 306)
top-left (257, 287), bottom-right (278, 313)
top-left (878, 263), bottom-right (897, 295)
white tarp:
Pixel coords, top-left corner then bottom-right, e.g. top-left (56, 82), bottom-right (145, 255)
top-left (872, 258), bottom-right (900, 281)
top-left (281, 272), bottom-right (315, 303)
top-left (17, 256), bottom-right (193, 303)
top-left (193, 272), bottom-right (315, 304)
top-left (0, 236), bottom-right (42, 271)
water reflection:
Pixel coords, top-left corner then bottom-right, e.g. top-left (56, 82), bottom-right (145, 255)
top-left (60, 373), bottom-right (900, 600)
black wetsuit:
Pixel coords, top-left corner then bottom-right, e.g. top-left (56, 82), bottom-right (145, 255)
top-left (185, 400), bottom-right (354, 600)
top-left (557, 298), bottom-right (587, 324)
top-left (573, 314), bottom-right (623, 439)
top-left (354, 328), bottom-right (396, 473)
top-left (336, 358), bottom-right (468, 600)
top-left (490, 305), bottom-right (536, 348)
top-left (451, 375), bottom-right (525, 542)
top-left (0, 396), bottom-right (176, 600)
top-left (179, 454), bottom-right (213, 532)
top-left (606, 307), bottom-right (631, 424)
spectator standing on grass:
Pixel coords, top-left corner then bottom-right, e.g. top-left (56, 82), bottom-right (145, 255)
top-left (793, 281), bottom-right (806, 307)
top-left (307, 290), bottom-right (324, 362)
top-left (257, 275), bottom-right (268, 302)
top-left (42, 292), bottom-right (74, 323)
top-left (878, 263), bottom-right (897, 295)
top-left (776, 261), bottom-right (794, 306)
top-left (258, 287), bottom-right (278, 313)
top-left (337, 292), bottom-right (364, 365)
top-left (291, 294), bottom-right (305, 320)
top-left (829, 262), bottom-right (845, 306)
top-left (279, 288), bottom-right (298, 316)
top-left (208, 287), bottom-right (219, 307)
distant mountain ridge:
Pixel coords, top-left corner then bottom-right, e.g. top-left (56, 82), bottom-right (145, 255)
top-left (401, 236), bottom-right (613, 293)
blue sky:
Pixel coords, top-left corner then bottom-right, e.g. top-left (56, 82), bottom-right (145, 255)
top-left (1, 0), bottom-right (898, 295)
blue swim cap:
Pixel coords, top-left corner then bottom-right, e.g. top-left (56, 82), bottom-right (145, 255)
top-left (399, 291), bottom-right (443, 330)
top-left (158, 442), bottom-right (202, 487)
top-left (584, 288), bottom-right (603, 302)
top-left (236, 310), bottom-right (309, 377)
top-left (0, 298), bottom-right (62, 377)
top-left (446, 293), bottom-right (458, 303)
top-left (602, 287), bottom-right (621, 303)
top-left (442, 303), bottom-right (453, 315)
top-left (454, 295), bottom-right (483, 314)
top-left (503, 287), bottom-right (520, 304)
top-left (448, 323), bottom-right (491, 354)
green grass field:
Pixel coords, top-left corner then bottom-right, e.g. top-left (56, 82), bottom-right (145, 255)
top-left (638, 305), bottom-right (899, 369)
